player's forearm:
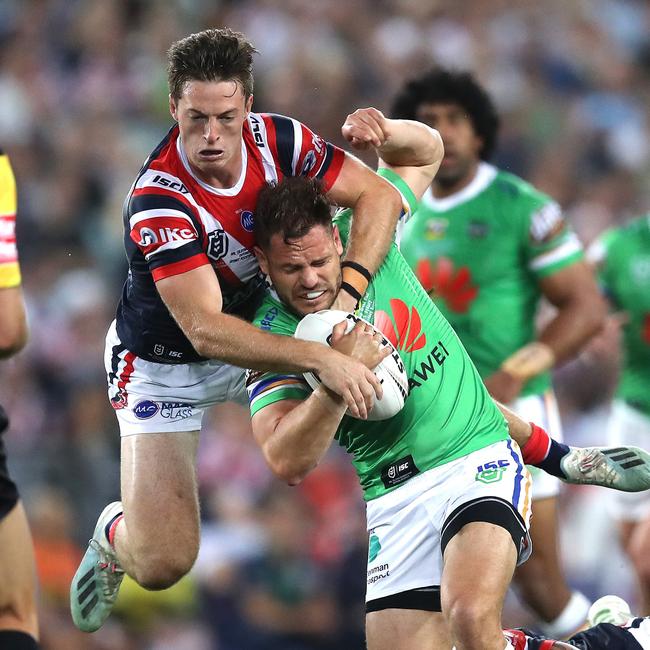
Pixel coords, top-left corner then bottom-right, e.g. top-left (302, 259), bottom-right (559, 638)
top-left (188, 312), bottom-right (330, 373)
top-left (0, 285), bottom-right (27, 358)
top-left (343, 175), bottom-right (402, 276)
top-left (501, 296), bottom-right (606, 381)
top-left (537, 294), bottom-right (606, 364)
top-left (261, 388), bottom-right (346, 485)
top-left (376, 120), bottom-right (443, 168)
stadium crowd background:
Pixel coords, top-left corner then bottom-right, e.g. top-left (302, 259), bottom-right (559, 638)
top-left (0, 0), bottom-right (649, 647)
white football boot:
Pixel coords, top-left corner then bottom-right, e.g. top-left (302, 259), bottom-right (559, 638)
top-left (70, 501), bottom-right (125, 632)
top-left (561, 446), bottom-right (650, 492)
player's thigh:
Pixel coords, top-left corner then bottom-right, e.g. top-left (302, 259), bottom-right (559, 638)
top-left (120, 430), bottom-right (200, 549)
top-left (442, 520), bottom-right (517, 612)
top-left (440, 440), bottom-right (531, 613)
top-left (366, 608), bottom-right (450, 650)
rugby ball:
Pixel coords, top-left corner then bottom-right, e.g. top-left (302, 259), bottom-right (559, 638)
top-left (294, 310), bottom-right (409, 420)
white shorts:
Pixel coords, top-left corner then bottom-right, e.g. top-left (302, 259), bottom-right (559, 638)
top-left (105, 321), bottom-right (247, 436)
top-left (509, 390), bottom-right (563, 500)
top-left (607, 400), bottom-right (650, 522)
top-left (365, 440), bottom-right (532, 610)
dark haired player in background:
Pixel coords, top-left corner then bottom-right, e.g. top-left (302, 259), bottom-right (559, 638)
top-left (0, 149), bottom-right (39, 649)
top-left (396, 68), bottom-right (606, 638)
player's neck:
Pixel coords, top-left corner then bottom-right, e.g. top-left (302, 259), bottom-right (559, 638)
top-left (193, 159), bottom-right (243, 189)
top-left (431, 162), bottom-right (480, 199)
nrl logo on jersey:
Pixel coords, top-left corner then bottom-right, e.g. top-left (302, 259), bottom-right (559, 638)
top-left (207, 229), bottom-right (229, 261)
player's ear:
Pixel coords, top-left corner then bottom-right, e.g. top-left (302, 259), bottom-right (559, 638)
top-left (254, 245), bottom-right (269, 274)
top-left (332, 225), bottom-right (344, 256)
top-left (245, 94), bottom-right (254, 116)
top-left (169, 94), bottom-right (178, 121)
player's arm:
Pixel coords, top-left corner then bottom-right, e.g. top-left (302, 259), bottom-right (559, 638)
top-left (342, 107), bottom-right (444, 200)
top-left (252, 389), bottom-right (346, 486)
top-left (328, 108), bottom-right (442, 310)
top-left (0, 152), bottom-right (27, 358)
top-left (498, 261), bottom-right (606, 388)
top-left (156, 267), bottom-right (384, 419)
top-left (250, 321), bottom-right (384, 484)
top-left (325, 151), bottom-right (403, 311)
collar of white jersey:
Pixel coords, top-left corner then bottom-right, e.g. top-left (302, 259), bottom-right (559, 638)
top-left (177, 135), bottom-right (248, 196)
top-left (422, 161), bottom-right (497, 211)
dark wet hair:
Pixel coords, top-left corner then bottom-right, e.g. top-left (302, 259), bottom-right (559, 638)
top-left (254, 177), bottom-right (332, 250)
top-left (167, 28), bottom-right (257, 99)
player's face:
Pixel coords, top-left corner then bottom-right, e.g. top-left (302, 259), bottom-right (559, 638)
top-left (256, 225), bottom-right (344, 317)
top-left (416, 102), bottom-right (483, 189)
top-left (170, 79), bottom-right (253, 187)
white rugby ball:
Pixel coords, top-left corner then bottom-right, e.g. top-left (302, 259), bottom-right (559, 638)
top-left (294, 309), bottom-right (409, 421)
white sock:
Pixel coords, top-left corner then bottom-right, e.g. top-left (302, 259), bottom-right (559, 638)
top-left (537, 590), bottom-right (591, 638)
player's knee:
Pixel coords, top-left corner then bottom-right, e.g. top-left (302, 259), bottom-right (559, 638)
top-left (0, 594), bottom-right (38, 636)
top-left (132, 544), bottom-right (197, 591)
top-left (445, 595), bottom-right (497, 645)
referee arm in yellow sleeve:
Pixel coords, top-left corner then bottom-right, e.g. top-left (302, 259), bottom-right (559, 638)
top-left (0, 152), bottom-right (27, 357)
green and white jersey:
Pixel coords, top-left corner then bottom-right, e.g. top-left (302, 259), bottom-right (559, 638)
top-left (247, 169), bottom-right (509, 501)
top-left (400, 162), bottom-right (583, 397)
top-left (588, 216), bottom-right (650, 416)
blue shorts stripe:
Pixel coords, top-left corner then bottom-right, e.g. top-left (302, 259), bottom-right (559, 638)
top-left (506, 439), bottom-right (524, 510)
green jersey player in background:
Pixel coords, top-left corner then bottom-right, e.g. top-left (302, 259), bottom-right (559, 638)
top-left (247, 110), bottom-right (536, 650)
top-left (589, 218), bottom-right (650, 614)
top-left (394, 68), bottom-right (607, 638)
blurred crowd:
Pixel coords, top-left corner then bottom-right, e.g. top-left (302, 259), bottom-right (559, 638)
top-left (0, 0), bottom-right (649, 647)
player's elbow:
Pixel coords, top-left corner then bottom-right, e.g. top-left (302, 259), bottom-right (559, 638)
top-left (582, 292), bottom-right (608, 337)
top-left (0, 321), bottom-right (28, 358)
top-left (189, 333), bottom-right (212, 359)
top-left (426, 127), bottom-right (444, 168)
top-left (364, 173), bottom-right (402, 214)
top-left (268, 456), bottom-right (312, 486)
top-left (186, 321), bottom-right (221, 359)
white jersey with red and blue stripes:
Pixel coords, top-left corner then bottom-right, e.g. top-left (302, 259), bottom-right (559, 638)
top-left (115, 112), bottom-right (344, 364)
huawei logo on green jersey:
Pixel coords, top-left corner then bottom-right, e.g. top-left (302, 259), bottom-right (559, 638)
top-left (415, 257), bottom-right (478, 313)
top-left (374, 299), bottom-right (427, 353)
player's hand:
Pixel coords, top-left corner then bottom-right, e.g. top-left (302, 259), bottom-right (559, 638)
top-left (483, 370), bottom-right (525, 405)
top-left (316, 321), bottom-right (387, 419)
top-left (330, 320), bottom-right (390, 369)
top-left (341, 107), bottom-right (390, 151)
